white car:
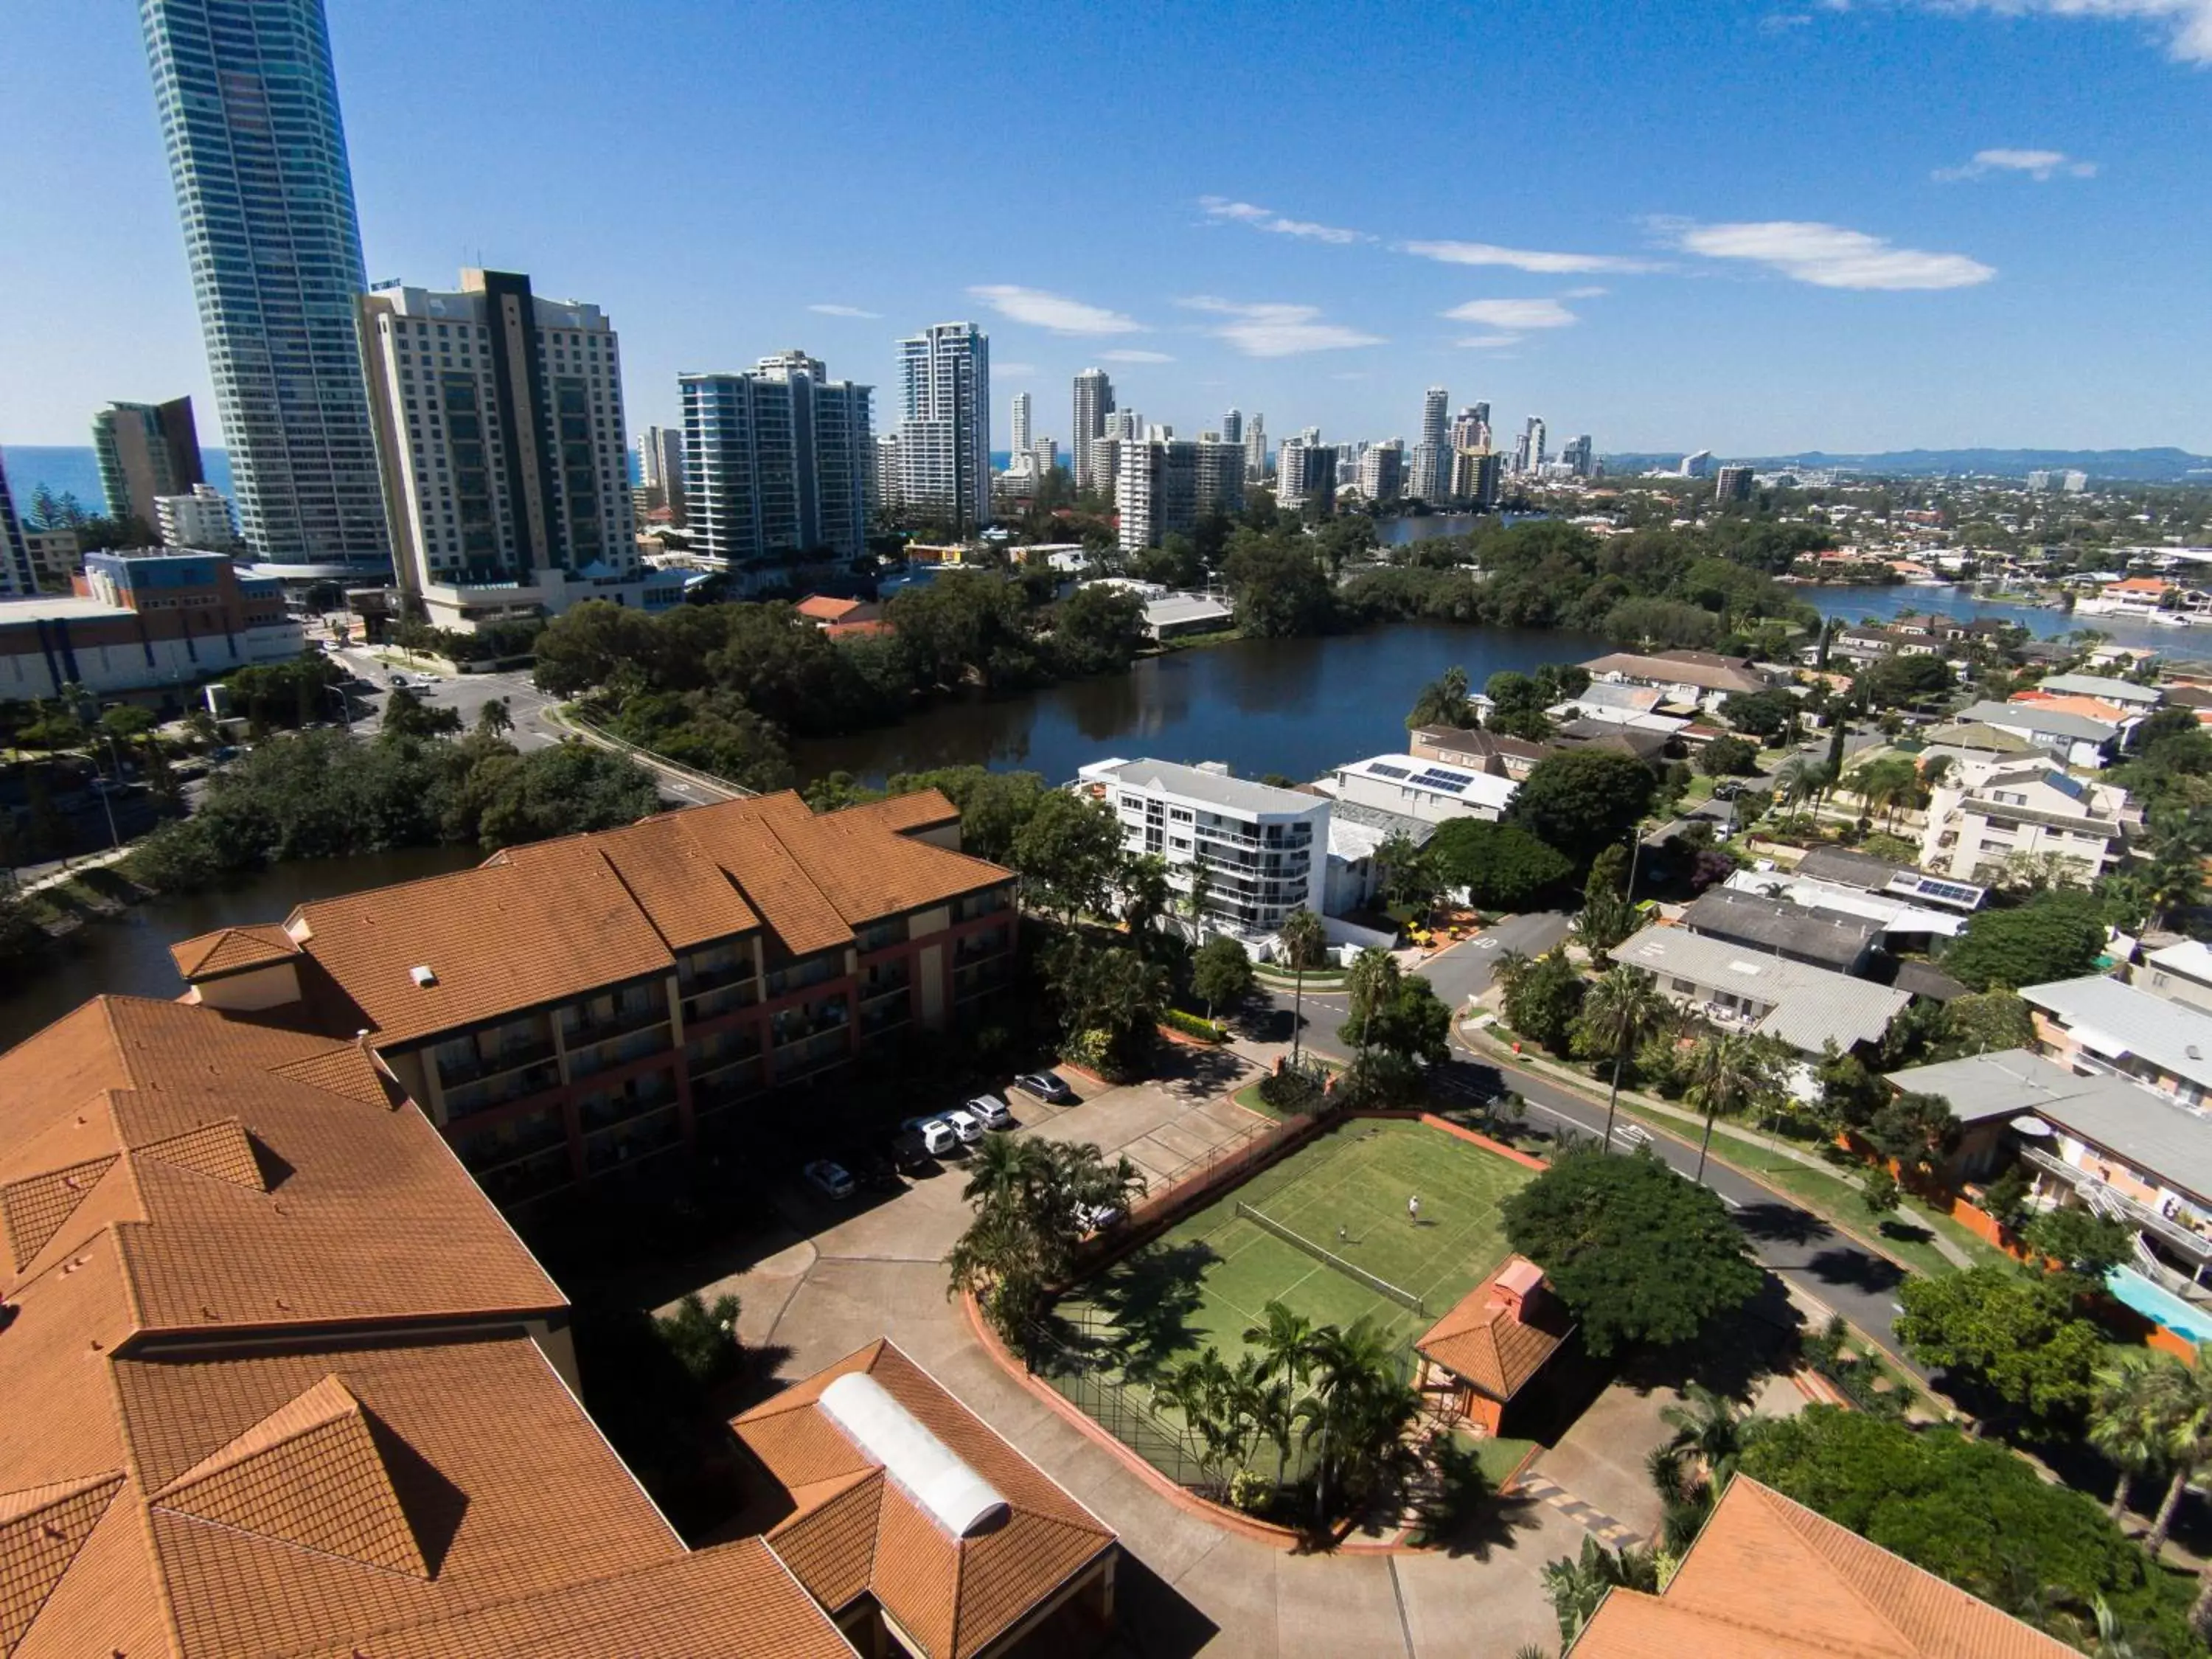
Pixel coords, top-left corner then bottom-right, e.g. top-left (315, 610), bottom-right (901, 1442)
top-left (1074, 1200), bottom-right (1124, 1235)
top-left (901, 1115), bottom-right (958, 1156)
top-left (801, 1159), bottom-right (855, 1200)
top-left (967, 1094), bottom-right (1015, 1130)
top-left (941, 1106), bottom-right (986, 1144)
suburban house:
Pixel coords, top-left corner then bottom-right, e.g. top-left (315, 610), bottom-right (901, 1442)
top-left (1327, 753), bottom-right (1517, 824)
top-left (2034, 672), bottom-right (2163, 709)
top-left (1408, 723), bottom-right (1553, 780)
top-left (1677, 888), bottom-right (1880, 976)
top-left (2138, 939), bottom-right (2212, 1014)
top-left (1828, 622), bottom-right (1944, 664)
top-left (1721, 868), bottom-right (1966, 953)
top-left (2023, 975), bottom-right (2212, 1110)
top-left (1076, 758), bottom-right (1328, 939)
top-left (1888, 1046), bottom-right (2212, 1290)
top-left (0, 995), bottom-right (854, 1658)
top-left (1324, 801), bottom-right (1434, 916)
top-left (1791, 846), bottom-right (1987, 914)
top-left (1609, 925), bottom-right (1910, 1057)
top-left (732, 1339), bottom-right (1119, 1659)
top-left (1576, 648), bottom-right (1770, 712)
top-left (1412, 1256), bottom-right (1573, 1437)
top-left (796, 594), bottom-right (881, 627)
top-left (168, 790), bottom-right (1020, 1210)
top-left (1917, 762), bottom-right (2138, 886)
top-left (2074, 575), bottom-right (2191, 620)
top-left (1548, 681), bottom-right (1691, 737)
top-left (1568, 1475), bottom-right (2077, 1658)
top-left (1553, 717), bottom-right (1673, 765)
top-left (1952, 699), bottom-right (2121, 769)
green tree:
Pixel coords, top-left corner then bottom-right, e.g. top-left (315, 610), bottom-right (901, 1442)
top-left (1683, 1031), bottom-right (1784, 1183)
top-left (476, 696), bottom-right (514, 739)
top-left (1484, 669), bottom-right (1557, 742)
top-left (1945, 889), bottom-right (2110, 991)
top-left (2089, 1350), bottom-right (2191, 1526)
top-left (380, 685), bottom-right (464, 740)
top-left (1278, 906), bottom-right (1328, 1067)
top-left (1423, 819), bottom-right (1573, 910)
top-left (1541, 1535), bottom-right (1660, 1646)
top-left (881, 767), bottom-right (1048, 864)
top-left (1405, 665), bottom-right (1475, 730)
top-left (1291, 1317), bottom-right (1419, 1530)
top-left (1721, 689), bottom-right (1799, 741)
top-left (1498, 947), bottom-right (1587, 1056)
top-left (1858, 653), bottom-right (1955, 709)
top-left (653, 1293), bottom-right (744, 1387)
top-left (1860, 1166), bottom-right (1902, 1219)
top-left (1506, 751), bottom-right (1658, 862)
top-left (1573, 965), bottom-right (1672, 1152)
top-left (1942, 989), bottom-right (2036, 1057)
top-left (1222, 533), bottom-right (1335, 637)
top-left (1775, 753), bottom-right (1836, 815)
top-left (1190, 934), bottom-right (1254, 1020)
top-left (1894, 1265), bottom-right (2107, 1425)
top-left (1051, 584), bottom-right (1149, 677)
top-left (946, 1136), bottom-right (1147, 1339)
top-left (1041, 936), bottom-right (1169, 1079)
top-left (1698, 734), bottom-right (1759, 777)
top-left (2020, 1207), bottom-right (2134, 1286)
top-left (1011, 789), bottom-right (1125, 923)
top-left (1503, 1147), bottom-right (1761, 1357)
top-left (1861, 1089), bottom-right (1958, 1177)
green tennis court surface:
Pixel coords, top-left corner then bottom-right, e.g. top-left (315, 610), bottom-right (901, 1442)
top-left (1062, 1118), bottom-right (1537, 1380)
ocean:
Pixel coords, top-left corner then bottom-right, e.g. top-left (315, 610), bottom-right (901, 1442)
top-left (2, 444), bottom-right (234, 518)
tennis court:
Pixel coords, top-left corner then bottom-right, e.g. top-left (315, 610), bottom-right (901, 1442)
top-left (1062, 1117), bottom-right (1536, 1380)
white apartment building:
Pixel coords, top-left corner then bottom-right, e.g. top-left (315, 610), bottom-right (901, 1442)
top-left (1072, 369), bottom-right (1114, 494)
top-left (155, 482), bottom-right (240, 552)
top-left (1274, 437), bottom-right (1335, 512)
top-left (1414, 387), bottom-right (1449, 501)
top-left (1329, 754), bottom-right (1517, 824)
top-left (1077, 758), bottom-right (1327, 938)
top-left (358, 268), bottom-right (674, 632)
top-left (1358, 440), bottom-right (1405, 504)
top-left (897, 323), bottom-right (990, 530)
top-left (2138, 940), bottom-right (2212, 1015)
top-left (1116, 439), bottom-right (1244, 550)
top-left (1243, 414), bottom-right (1267, 483)
top-left (1919, 760), bottom-right (2139, 886)
top-left (634, 425), bottom-right (686, 524)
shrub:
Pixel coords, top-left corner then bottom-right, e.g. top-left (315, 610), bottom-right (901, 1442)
top-left (1161, 1008), bottom-right (1228, 1044)
top-left (1259, 1061), bottom-right (1330, 1117)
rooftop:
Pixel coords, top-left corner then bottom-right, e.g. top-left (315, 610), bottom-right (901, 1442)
top-left (1413, 1256), bottom-right (1573, 1401)
top-left (1079, 757), bottom-right (1326, 818)
top-left (1610, 925), bottom-right (1910, 1053)
top-left (1336, 754), bottom-right (1517, 812)
top-left (1955, 700), bottom-right (2119, 743)
top-left (1793, 846), bottom-right (1988, 911)
top-left (2146, 938), bottom-right (2212, 988)
top-left (2037, 672), bottom-right (2163, 706)
top-left (1410, 724), bottom-right (1553, 765)
top-left (1579, 650), bottom-right (1767, 695)
top-left (2021, 974), bottom-right (2212, 1092)
top-left (1722, 869), bottom-right (1965, 939)
top-left (1679, 889), bottom-right (1879, 971)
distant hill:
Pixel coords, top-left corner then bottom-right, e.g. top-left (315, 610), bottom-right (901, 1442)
top-left (1599, 447), bottom-right (2212, 484)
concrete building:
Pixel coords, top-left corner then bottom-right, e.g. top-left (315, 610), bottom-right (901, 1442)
top-left (91, 397), bottom-right (204, 526)
top-left (681, 351), bottom-right (876, 593)
top-left (170, 790), bottom-right (1020, 1209)
top-left (896, 322), bottom-right (990, 532)
top-left (1273, 437), bottom-right (1335, 513)
top-left (1520, 417), bottom-right (1546, 474)
top-left (0, 450), bottom-right (33, 597)
top-left (1413, 386), bottom-right (1450, 501)
top-left (1952, 699), bottom-right (2123, 769)
top-left (1008, 389), bottom-right (1032, 456)
top-left (1244, 412), bottom-right (1267, 483)
top-left (21, 526), bottom-right (81, 591)
top-left (1919, 762), bottom-right (2138, 886)
top-left (156, 481), bottom-right (241, 552)
top-left (360, 269), bottom-right (669, 632)
top-left (1450, 447), bottom-right (1501, 508)
top-left (0, 549), bottom-right (300, 699)
top-left (2023, 975), bottom-right (2212, 1111)
top-left (1678, 888), bottom-right (1879, 976)
top-left (1559, 434), bottom-right (1595, 479)
top-left (1451, 403), bottom-right (1490, 453)
top-left (635, 424), bottom-right (686, 525)
top-left (1071, 368), bottom-right (1114, 494)
top-left (2138, 939), bottom-right (2212, 1015)
top-left (1357, 439), bottom-right (1406, 504)
top-left (1222, 408), bottom-right (1243, 445)
top-left (1715, 463), bottom-right (1754, 503)
top-left (139, 0), bottom-right (388, 568)
top-left (1680, 450), bottom-right (1716, 479)
top-left (1329, 754), bottom-right (1516, 824)
top-left (1609, 925), bottom-right (1910, 1057)
top-left (1115, 438), bottom-right (1244, 550)
top-left (1076, 759), bottom-right (1327, 938)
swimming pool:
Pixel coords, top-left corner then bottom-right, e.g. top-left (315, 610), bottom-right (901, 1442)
top-left (2106, 1266), bottom-right (2212, 1346)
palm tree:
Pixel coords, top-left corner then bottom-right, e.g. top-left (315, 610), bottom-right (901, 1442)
top-left (1242, 1300), bottom-right (1317, 1487)
top-left (1293, 1317), bottom-right (1410, 1530)
top-left (1279, 907), bottom-right (1328, 1067)
top-left (1405, 665), bottom-right (1474, 731)
top-left (1683, 1031), bottom-right (1775, 1185)
top-left (1541, 1536), bottom-right (1659, 1646)
top-left (2145, 853), bottom-right (2205, 933)
top-left (1582, 965), bottom-right (1671, 1153)
top-left (2088, 1349), bottom-right (2188, 1526)
top-left (1774, 754), bottom-right (1833, 820)
top-left (1346, 947), bottom-right (1400, 1070)
top-left (2146, 1341), bottom-right (2212, 1560)
top-left (1660, 1381), bottom-right (1753, 1473)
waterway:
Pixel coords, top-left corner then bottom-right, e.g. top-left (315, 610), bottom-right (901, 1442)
top-left (1, 844), bottom-right (479, 1051)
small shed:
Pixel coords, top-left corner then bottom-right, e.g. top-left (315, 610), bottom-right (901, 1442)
top-left (1413, 1255), bottom-right (1574, 1436)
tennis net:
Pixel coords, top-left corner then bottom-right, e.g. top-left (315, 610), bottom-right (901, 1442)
top-left (1235, 1200), bottom-right (1427, 1316)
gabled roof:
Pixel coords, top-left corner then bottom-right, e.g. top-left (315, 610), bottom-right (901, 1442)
top-left (168, 922), bottom-right (300, 980)
top-left (1955, 700), bottom-right (2118, 743)
top-left (1680, 889), bottom-right (1877, 971)
top-left (1570, 1475), bottom-right (2075, 1658)
top-left (2021, 974), bottom-right (2212, 1091)
top-left (1414, 1256), bottom-right (1572, 1400)
top-left (734, 1339), bottom-right (1116, 1659)
top-left (1609, 926), bottom-right (1908, 1054)
top-left (1579, 651), bottom-right (1766, 695)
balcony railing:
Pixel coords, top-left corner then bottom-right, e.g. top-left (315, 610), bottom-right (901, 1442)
top-left (560, 999), bottom-right (670, 1045)
top-left (443, 1060), bottom-right (563, 1121)
top-left (582, 1105), bottom-right (682, 1175)
top-left (683, 980), bottom-right (758, 1022)
top-left (452, 1110), bottom-right (568, 1175)
top-left (566, 1025), bottom-right (674, 1079)
top-left (678, 959), bottom-right (753, 996)
top-left (772, 1026), bottom-right (852, 1082)
top-left (765, 955), bottom-right (843, 1000)
top-left (437, 1037), bottom-right (556, 1091)
top-left (2019, 1144), bottom-right (2212, 1262)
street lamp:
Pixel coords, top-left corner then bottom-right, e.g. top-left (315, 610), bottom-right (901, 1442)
top-left (325, 684), bottom-right (351, 732)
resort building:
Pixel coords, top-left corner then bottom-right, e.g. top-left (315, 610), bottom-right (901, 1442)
top-left (2022, 975), bottom-right (2212, 1110)
top-left (1917, 762), bottom-right (2138, 886)
top-left (0, 993), bottom-right (851, 1658)
top-left (2138, 939), bottom-right (2212, 1014)
top-left (733, 1338), bottom-right (1119, 1659)
top-left (1328, 754), bottom-right (1517, 824)
top-left (1609, 925), bottom-right (1910, 1058)
top-left (168, 790), bottom-right (1019, 1209)
top-left (1075, 758), bottom-right (1327, 939)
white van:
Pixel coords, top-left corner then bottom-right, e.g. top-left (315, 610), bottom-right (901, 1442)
top-left (900, 1115), bottom-right (958, 1156)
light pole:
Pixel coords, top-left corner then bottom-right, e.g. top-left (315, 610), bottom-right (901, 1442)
top-left (325, 684), bottom-right (351, 733)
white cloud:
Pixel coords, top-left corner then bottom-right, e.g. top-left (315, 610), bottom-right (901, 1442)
top-left (1666, 219), bottom-right (1995, 289)
top-left (966, 285), bottom-right (1146, 335)
top-left (1563, 285), bottom-right (1611, 299)
top-left (1933, 146), bottom-right (2098, 180)
top-left (1443, 297), bottom-right (1580, 330)
top-left (1453, 334), bottom-right (1524, 350)
top-left (1101, 349), bottom-right (1176, 363)
top-left (807, 303), bottom-right (881, 319)
top-left (1177, 296), bottom-right (1385, 357)
top-left (1879, 0), bottom-right (2212, 65)
top-left (1198, 196), bottom-right (1368, 244)
top-left (1399, 239), bottom-right (1660, 274)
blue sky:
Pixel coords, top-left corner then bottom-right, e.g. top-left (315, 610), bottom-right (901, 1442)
top-left (3, 0), bottom-right (2208, 457)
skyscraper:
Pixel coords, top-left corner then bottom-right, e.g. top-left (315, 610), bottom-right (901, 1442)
top-left (635, 425), bottom-right (686, 524)
top-left (91, 397), bottom-right (204, 526)
top-left (1071, 368), bottom-right (1114, 494)
top-left (1715, 464), bottom-right (1755, 502)
top-left (358, 269), bottom-right (650, 630)
top-left (1274, 437), bottom-right (1336, 514)
top-left (0, 453), bottom-right (33, 597)
top-left (1244, 413), bottom-right (1267, 483)
top-left (1453, 403), bottom-right (1491, 453)
top-left (1359, 440), bottom-right (1405, 504)
top-left (1561, 434), bottom-right (1594, 479)
top-left (139, 0), bottom-right (386, 566)
top-left (897, 322), bottom-right (990, 532)
top-left (681, 351), bottom-right (876, 591)
top-left (1116, 437), bottom-right (1245, 550)
top-left (1451, 448), bottom-right (1501, 509)
top-left (1009, 391), bottom-right (1032, 456)
top-left (1524, 417), bottom-right (1547, 474)
top-left (1221, 408), bottom-right (1243, 446)
top-left (1414, 386), bottom-right (1450, 501)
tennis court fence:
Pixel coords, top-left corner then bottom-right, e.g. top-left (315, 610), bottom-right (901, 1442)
top-left (1234, 1200), bottom-right (1427, 1317)
top-left (1021, 1317), bottom-right (1230, 1498)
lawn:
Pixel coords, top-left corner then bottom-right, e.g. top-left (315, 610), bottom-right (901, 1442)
top-left (1060, 1118), bottom-right (1537, 1382)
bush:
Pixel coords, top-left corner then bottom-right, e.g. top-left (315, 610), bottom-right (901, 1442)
top-left (652, 1293), bottom-right (743, 1388)
top-left (1161, 1008), bottom-right (1228, 1043)
top-left (1259, 1061), bottom-right (1330, 1117)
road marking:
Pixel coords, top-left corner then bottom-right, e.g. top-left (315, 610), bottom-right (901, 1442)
top-left (1716, 1193), bottom-right (1742, 1209)
top-left (1472, 936), bottom-right (1498, 950)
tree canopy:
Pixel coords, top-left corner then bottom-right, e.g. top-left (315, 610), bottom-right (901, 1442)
top-left (1505, 750), bottom-right (1658, 863)
top-left (1944, 889), bottom-right (2110, 991)
top-left (1893, 1264), bottom-right (2107, 1425)
top-left (1423, 818), bottom-right (1573, 910)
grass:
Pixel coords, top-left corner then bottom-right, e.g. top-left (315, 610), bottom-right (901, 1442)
top-left (1455, 1427), bottom-right (1539, 1489)
top-left (1063, 1118), bottom-right (1537, 1380)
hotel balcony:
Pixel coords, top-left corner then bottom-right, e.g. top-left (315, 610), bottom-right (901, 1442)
top-left (442, 1058), bottom-right (563, 1121)
top-left (566, 1022), bottom-right (674, 1079)
top-left (437, 1036), bottom-right (556, 1091)
top-left (2018, 1144), bottom-right (2212, 1265)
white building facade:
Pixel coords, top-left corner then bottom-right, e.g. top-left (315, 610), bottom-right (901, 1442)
top-left (1077, 759), bottom-right (1328, 938)
top-left (897, 323), bottom-right (991, 531)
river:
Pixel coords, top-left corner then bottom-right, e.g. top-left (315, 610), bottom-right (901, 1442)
top-left (0, 844), bottom-right (480, 1052)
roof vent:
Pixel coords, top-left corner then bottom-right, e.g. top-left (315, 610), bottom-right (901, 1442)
top-left (818, 1371), bottom-right (1009, 1539)
top-left (409, 965), bottom-right (437, 988)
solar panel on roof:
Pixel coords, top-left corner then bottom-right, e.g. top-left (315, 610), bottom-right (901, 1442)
top-left (1414, 773), bottom-right (1470, 794)
top-left (1366, 762), bottom-right (1411, 779)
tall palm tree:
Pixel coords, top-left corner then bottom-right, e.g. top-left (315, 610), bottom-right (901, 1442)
top-left (1279, 907), bottom-right (1328, 1067)
top-left (2089, 1349), bottom-right (2189, 1526)
top-left (1242, 1300), bottom-right (1318, 1486)
top-left (2147, 1342), bottom-right (2212, 1559)
top-left (1660, 1382), bottom-right (1754, 1475)
top-left (1293, 1317), bottom-right (1407, 1529)
top-left (1346, 947), bottom-right (1400, 1070)
top-left (1582, 965), bottom-right (1671, 1153)
top-left (1683, 1031), bottom-right (1774, 1185)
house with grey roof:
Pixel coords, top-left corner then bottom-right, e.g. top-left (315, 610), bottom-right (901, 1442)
top-left (1679, 889), bottom-right (1879, 975)
top-left (1609, 925), bottom-right (1909, 1057)
top-left (2138, 940), bottom-right (2212, 1015)
top-left (2036, 672), bottom-right (2163, 709)
top-left (1952, 700), bottom-right (2123, 769)
top-left (2023, 974), bottom-right (2212, 1110)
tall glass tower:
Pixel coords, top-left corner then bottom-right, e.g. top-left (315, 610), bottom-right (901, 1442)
top-left (140, 0), bottom-right (388, 566)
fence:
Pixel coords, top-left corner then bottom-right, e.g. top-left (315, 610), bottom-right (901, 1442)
top-left (1105, 1105), bottom-right (1332, 1250)
top-left (554, 709), bottom-right (757, 800)
top-left (1023, 1315), bottom-right (1228, 1497)
top-left (1235, 1200), bottom-right (1427, 1315)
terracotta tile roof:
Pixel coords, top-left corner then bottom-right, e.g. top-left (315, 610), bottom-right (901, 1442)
top-left (797, 594), bottom-right (866, 622)
top-left (169, 922), bottom-right (300, 980)
top-left (734, 1339), bottom-right (1116, 1659)
top-left (844, 787), bottom-right (964, 836)
top-left (1570, 1476), bottom-right (2078, 1658)
top-left (1414, 1256), bottom-right (1572, 1402)
top-left (557, 816), bottom-right (759, 951)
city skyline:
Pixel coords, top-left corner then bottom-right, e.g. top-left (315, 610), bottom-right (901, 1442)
top-left (2, 1), bottom-right (2209, 456)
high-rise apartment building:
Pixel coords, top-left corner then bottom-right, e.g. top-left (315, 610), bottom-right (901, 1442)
top-left (1523, 417), bottom-right (1547, 474)
top-left (1451, 447), bottom-right (1502, 509)
top-left (1071, 368), bottom-right (1114, 495)
top-left (1680, 450), bottom-right (1716, 479)
top-left (91, 397), bottom-right (204, 527)
top-left (681, 350), bottom-right (876, 592)
top-left (359, 269), bottom-right (658, 632)
top-left (1715, 464), bottom-right (1755, 503)
top-left (1452, 403), bottom-right (1491, 454)
top-left (1221, 408), bottom-right (1243, 447)
top-left (0, 452), bottom-right (32, 597)
top-left (1245, 413), bottom-right (1268, 482)
top-left (1359, 439), bottom-right (1406, 504)
top-left (1116, 438), bottom-right (1245, 550)
top-left (156, 481), bottom-right (243, 552)
top-left (895, 322), bottom-right (990, 531)
top-left (1274, 437), bottom-right (1337, 514)
top-left (140, 0), bottom-right (387, 567)
top-left (635, 425), bottom-right (686, 524)
top-left (1009, 391), bottom-right (1032, 456)
top-left (1561, 434), bottom-right (1595, 479)
top-left (1414, 386), bottom-right (1450, 501)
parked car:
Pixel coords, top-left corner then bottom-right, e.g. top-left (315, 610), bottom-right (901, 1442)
top-left (388, 673), bottom-right (409, 688)
top-left (940, 1105), bottom-right (985, 1144)
top-left (967, 1093), bottom-right (1015, 1130)
top-left (1013, 1071), bottom-right (1077, 1105)
top-left (887, 1131), bottom-right (935, 1176)
top-left (900, 1116), bottom-right (958, 1157)
top-left (801, 1159), bottom-right (855, 1200)
top-left (837, 1143), bottom-right (902, 1194)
